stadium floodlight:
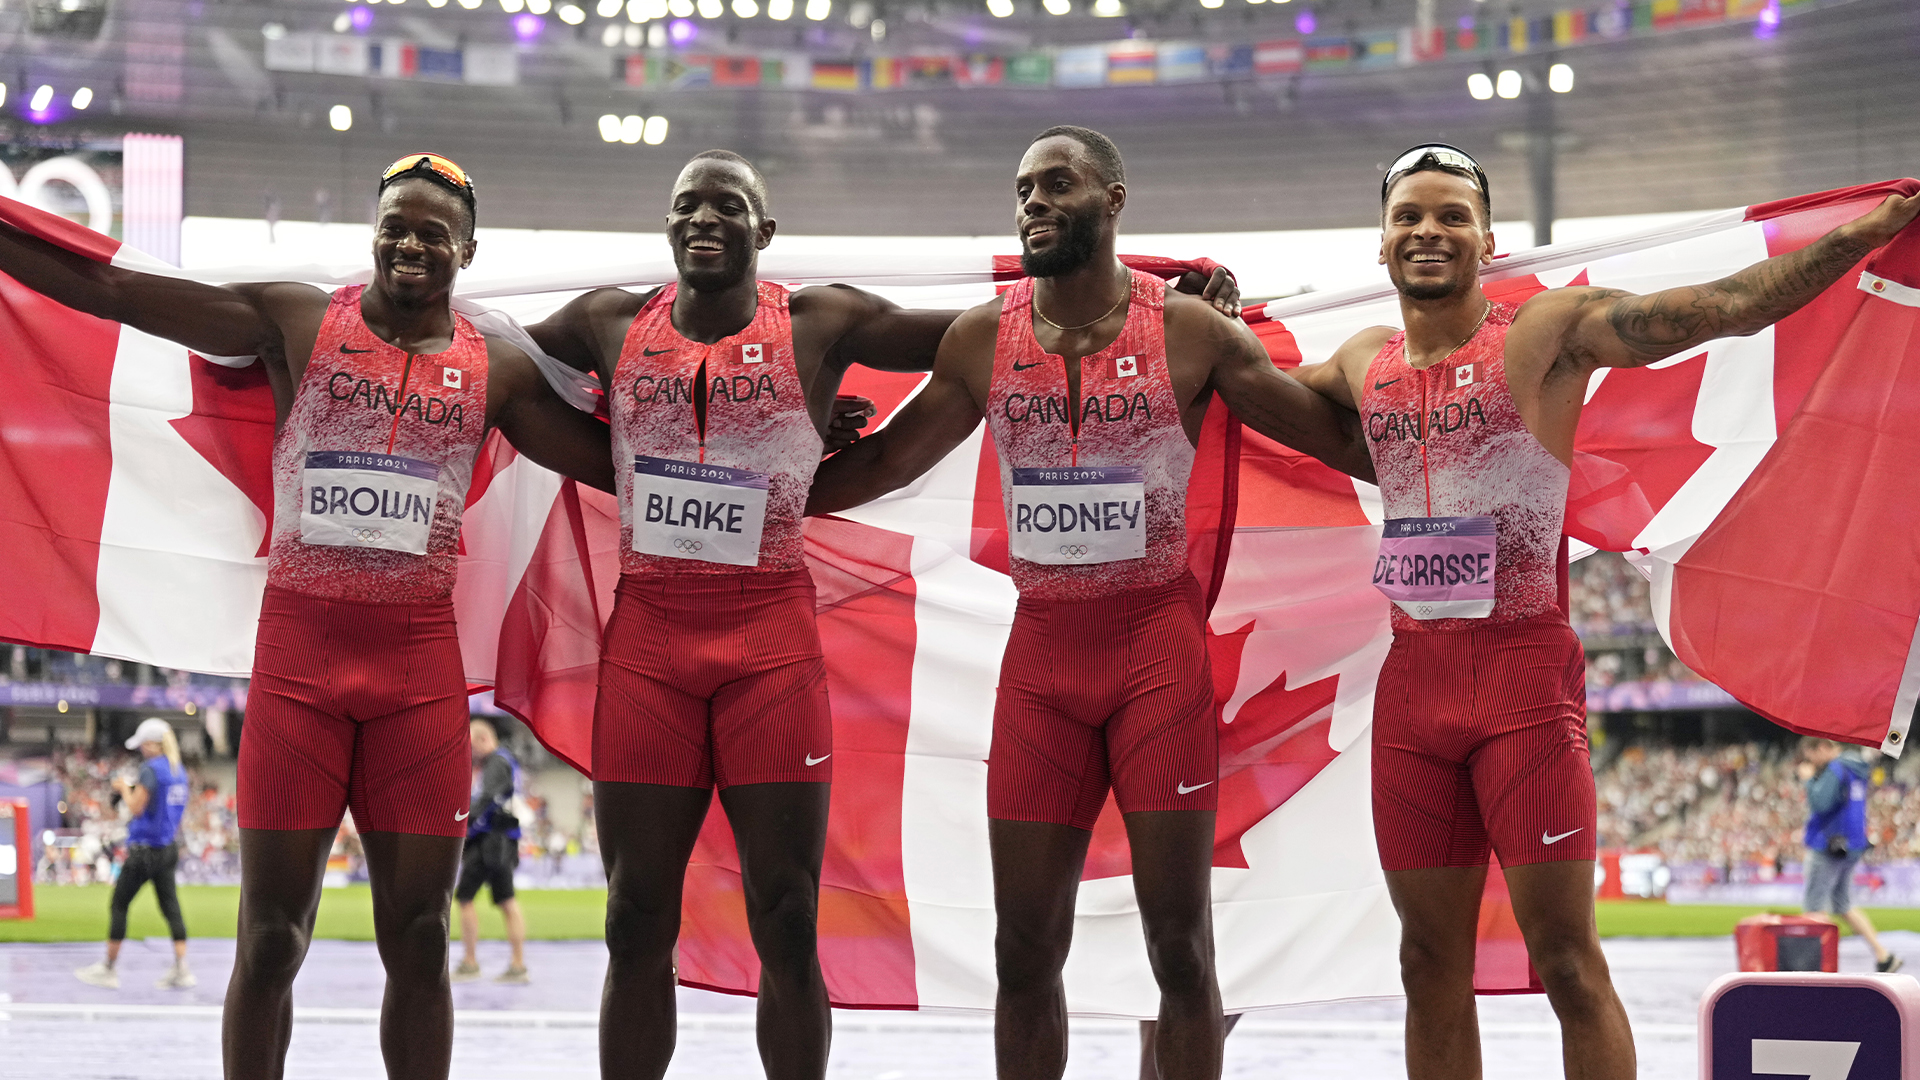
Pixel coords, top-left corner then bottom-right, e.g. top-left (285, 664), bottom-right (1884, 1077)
top-left (1092, 0), bottom-right (1121, 14)
top-left (1495, 68), bottom-right (1522, 98)
top-left (1467, 72), bottom-right (1493, 100)
top-left (732, 0), bottom-right (757, 15)
top-left (29, 85), bottom-right (54, 112)
top-left (502, 0), bottom-right (524, 10)
top-left (599, 21), bottom-right (619, 42)
top-left (427, 0), bottom-right (447, 7)
top-left (0, 85), bottom-right (8, 109)
top-left (71, 86), bottom-right (92, 109)
top-left (459, 0), bottom-right (483, 7)
top-left (1549, 62), bottom-right (1574, 93)
top-left (329, 104), bottom-right (353, 131)
top-left (986, 0), bottom-right (1012, 15)
top-left (803, 0), bottom-right (828, 18)
top-left (1198, 0), bottom-right (1222, 8)
top-left (627, 0), bottom-right (646, 19)
top-left (643, 115), bottom-right (669, 145)
top-left (529, 0), bottom-right (552, 12)
top-left (559, 3), bottom-right (585, 21)
top-left (625, 22), bottom-right (643, 42)
top-left (620, 114), bottom-right (644, 144)
top-left (598, 114), bottom-right (623, 141)
top-left (1041, 0), bottom-right (1068, 13)
top-left (332, 11), bottom-right (352, 29)
top-left (695, 0), bottom-right (721, 15)
top-left (261, 21), bottom-right (288, 37)
top-left (668, 0), bottom-right (693, 13)
top-left (596, 0), bottom-right (621, 13)
top-left (767, 0), bottom-right (792, 17)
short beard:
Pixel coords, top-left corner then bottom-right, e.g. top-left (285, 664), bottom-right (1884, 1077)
top-left (1398, 277), bottom-right (1470, 302)
top-left (1020, 203), bottom-right (1102, 278)
top-left (674, 242), bottom-right (755, 294)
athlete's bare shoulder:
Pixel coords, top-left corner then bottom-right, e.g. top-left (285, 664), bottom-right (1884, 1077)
top-left (1333, 325), bottom-right (1401, 367)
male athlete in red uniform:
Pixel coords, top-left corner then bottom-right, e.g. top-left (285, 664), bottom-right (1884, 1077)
top-left (1292, 144), bottom-right (1920, 1080)
top-left (525, 149), bottom-right (1237, 1080)
top-left (805, 127), bottom-right (1372, 1080)
top-left (0, 154), bottom-right (615, 1080)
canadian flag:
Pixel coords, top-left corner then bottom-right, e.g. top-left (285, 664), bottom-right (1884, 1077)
top-left (1111, 354), bottom-right (1140, 379)
top-left (2, 182), bottom-right (1918, 1014)
top-left (442, 366), bottom-right (463, 390)
top-left (1454, 362), bottom-right (1475, 388)
top-left (737, 342), bottom-right (764, 364)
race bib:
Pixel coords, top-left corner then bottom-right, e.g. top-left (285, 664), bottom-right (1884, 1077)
top-left (1008, 465), bottom-right (1146, 565)
top-left (299, 451), bottom-right (439, 555)
top-left (1374, 516), bottom-right (1497, 620)
top-left (631, 455), bottom-right (769, 567)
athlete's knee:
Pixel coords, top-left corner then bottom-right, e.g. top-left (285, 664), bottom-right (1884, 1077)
top-left (1143, 928), bottom-right (1214, 999)
top-left (236, 917), bottom-right (311, 989)
top-left (745, 882), bottom-right (819, 977)
top-left (1397, 933), bottom-right (1473, 995)
top-left (1529, 935), bottom-right (1615, 1012)
top-left (379, 904), bottom-right (452, 985)
top-left (604, 886), bottom-right (680, 969)
top-left (995, 923), bottom-right (1071, 995)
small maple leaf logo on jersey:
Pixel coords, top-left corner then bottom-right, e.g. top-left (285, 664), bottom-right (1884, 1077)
top-left (738, 343), bottom-right (765, 364)
top-left (1112, 355), bottom-right (1139, 379)
top-left (442, 366), bottom-right (464, 390)
top-left (1454, 363), bottom-right (1475, 388)
top-left (1081, 618), bottom-right (1340, 881)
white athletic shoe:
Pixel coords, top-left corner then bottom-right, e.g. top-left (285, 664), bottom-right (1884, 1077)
top-left (73, 962), bottom-right (119, 989)
top-left (155, 963), bottom-right (197, 990)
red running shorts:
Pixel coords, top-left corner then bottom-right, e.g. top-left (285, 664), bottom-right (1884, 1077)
top-left (988, 574), bottom-right (1218, 830)
top-left (1372, 612), bottom-right (1596, 872)
top-left (594, 570), bottom-right (833, 789)
top-left (237, 586), bottom-right (471, 837)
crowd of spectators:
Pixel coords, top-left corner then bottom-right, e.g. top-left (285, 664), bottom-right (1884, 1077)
top-left (1570, 552), bottom-right (1661, 641)
top-left (4, 645), bottom-right (243, 692)
top-left (1596, 741), bottom-right (1920, 873)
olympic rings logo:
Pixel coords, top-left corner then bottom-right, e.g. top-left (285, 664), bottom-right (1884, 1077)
top-left (1058, 545), bottom-right (1090, 559)
top-left (352, 527), bottom-right (385, 542)
top-left (673, 538), bottom-right (705, 553)
top-left (1415, 604), bottom-right (1434, 617)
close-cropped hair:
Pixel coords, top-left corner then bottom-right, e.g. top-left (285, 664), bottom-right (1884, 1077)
top-left (1032, 125), bottom-right (1125, 186)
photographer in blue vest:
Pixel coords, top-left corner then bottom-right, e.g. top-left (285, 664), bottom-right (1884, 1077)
top-left (75, 718), bottom-right (194, 990)
top-left (452, 717), bottom-right (529, 984)
top-left (1800, 738), bottom-right (1902, 973)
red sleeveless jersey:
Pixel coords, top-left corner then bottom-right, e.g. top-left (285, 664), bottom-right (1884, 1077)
top-left (987, 270), bottom-right (1195, 602)
top-left (1361, 302), bottom-right (1570, 633)
top-left (609, 281), bottom-right (820, 576)
top-left (267, 285), bottom-right (490, 604)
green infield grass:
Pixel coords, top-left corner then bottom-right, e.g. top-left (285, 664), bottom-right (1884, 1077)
top-left (9, 888), bottom-right (1920, 943)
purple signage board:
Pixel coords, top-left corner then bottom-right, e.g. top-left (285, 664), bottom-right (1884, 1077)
top-left (1701, 972), bottom-right (1920, 1079)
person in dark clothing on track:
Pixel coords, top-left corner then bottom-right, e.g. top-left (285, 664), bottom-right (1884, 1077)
top-left (453, 718), bottom-right (529, 984)
top-left (1800, 738), bottom-right (1902, 973)
top-left (76, 717), bottom-right (195, 990)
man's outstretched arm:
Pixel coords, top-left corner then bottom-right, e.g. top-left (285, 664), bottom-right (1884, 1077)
top-left (1533, 190), bottom-right (1920, 372)
top-left (805, 312), bottom-right (992, 516)
top-left (490, 343), bottom-right (618, 493)
top-left (1203, 310), bottom-right (1376, 484)
top-left (0, 221), bottom-right (287, 358)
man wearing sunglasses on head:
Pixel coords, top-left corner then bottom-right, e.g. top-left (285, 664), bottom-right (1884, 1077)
top-left (0, 152), bottom-right (617, 1080)
top-left (1289, 144), bottom-right (1920, 1080)
top-left (524, 148), bottom-right (1239, 1080)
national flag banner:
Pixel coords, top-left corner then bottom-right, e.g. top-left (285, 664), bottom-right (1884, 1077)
top-left (3, 179), bottom-right (1918, 1015)
top-left (1552, 9), bottom-right (1588, 45)
top-left (710, 55), bottom-right (762, 87)
top-left (372, 40), bottom-right (418, 78)
top-left (1355, 32), bottom-right (1399, 66)
top-left (954, 55), bottom-right (1004, 86)
top-left (1595, 2), bottom-right (1632, 36)
top-left (867, 57), bottom-right (903, 91)
top-left (314, 35), bottom-right (370, 76)
top-left (1454, 21), bottom-right (1481, 51)
top-left (1505, 15), bottom-right (1530, 51)
top-left (1303, 37), bottom-right (1353, 68)
top-left (1005, 52), bottom-right (1053, 86)
top-left (1105, 44), bottom-right (1158, 85)
top-left (1156, 43), bottom-right (1208, 84)
top-left (1403, 25), bottom-right (1445, 62)
top-left (1651, 0), bottom-right (1681, 29)
top-left (623, 54), bottom-right (647, 87)
top-left (810, 59), bottom-right (861, 91)
top-left (1728, 0), bottom-right (1770, 15)
top-left (663, 54), bottom-right (714, 90)
top-left (1252, 38), bottom-right (1303, 75)
top-left (1207, 43), bottom-right (1254, 79)
top-left (1678, 0), bottom-right (1728, 23)
top-left (903, 55), bottom-right (957, 86)
top-left (1054, 45), bottom-right (1108, 88)
top-left (417, 46), bottom-right (463, 81)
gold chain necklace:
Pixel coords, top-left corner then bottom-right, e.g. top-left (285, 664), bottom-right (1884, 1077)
top-left (1409, 301), bottom-right (1492, 370)
top-left (1034, 276), bottom-right (1130, 332)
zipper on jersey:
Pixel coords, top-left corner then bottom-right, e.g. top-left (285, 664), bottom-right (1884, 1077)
top-left (387, 351), bottom-right (416, 455)
top-left (1061, 354), bottom-right (1081, 468)
top-left (1417, 362), bottom-right (1433, 517)
top-left (694, 355), bottom-right (708, 464)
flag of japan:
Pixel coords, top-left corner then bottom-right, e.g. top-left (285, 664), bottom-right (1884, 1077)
top-left (737, 342), bottom-right (765, 364)
top-left (1111, 354), bottom-right (1139, 379)
top-left (442, 366), bottom-right (463, 389)
top-left (1454, 363), bottom-right (1475, 387)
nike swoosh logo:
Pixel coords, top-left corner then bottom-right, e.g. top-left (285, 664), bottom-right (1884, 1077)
top-left (805, 753), bottom-right (830, 766)
top-left (1012, 359), bottom-right (1040, 371)
top-left (1542, 828), bottom-right (1583, 845)
top-left (642, 347), bottom-right (678, 357)
top-left (341, 346), bottom-right (374, 354)
top-left (1176, 780), bottom-right (1214, 795)
top-left (1373, 378), bottom-right (1401, 389)
top-left (454, 809), bottom-right (469, 821)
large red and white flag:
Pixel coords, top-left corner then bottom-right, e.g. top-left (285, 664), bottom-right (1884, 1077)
top-left (2, 179), bottom-right (1916, 1013)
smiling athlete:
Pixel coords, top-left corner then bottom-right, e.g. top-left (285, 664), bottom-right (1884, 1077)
top-left (526, 149), bottom-right (1237, 1080)
top-left (0, 153), bottom-right (613, 1080)
top-left (1291, 144), bottom-right (1920, 1080)
top-left (804, 127), bottom-right (1370, 1080)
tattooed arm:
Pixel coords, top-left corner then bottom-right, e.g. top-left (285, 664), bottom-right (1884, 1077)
top-left (1519, 191), bottom-right (1920, 374)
